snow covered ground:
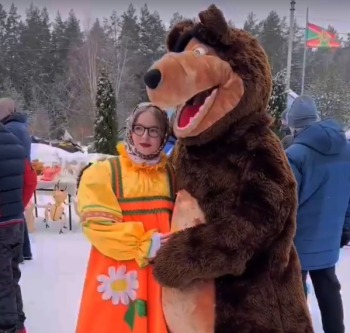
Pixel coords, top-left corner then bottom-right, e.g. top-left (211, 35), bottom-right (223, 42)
top-left (21, 196), bottom-right (87, 333)
top-left (20, 143), bottom-right (350, 332)
top-left (20, 205), bottom-right (350, 332)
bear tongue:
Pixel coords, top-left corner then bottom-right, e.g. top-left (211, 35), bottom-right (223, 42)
top-left (178, 105), bottom-right (200, 128)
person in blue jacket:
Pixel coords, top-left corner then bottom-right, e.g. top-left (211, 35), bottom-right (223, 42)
top-left (285, 95), bottom-right (350, 333)
top-left (164, 111), bottom-right (177, 157)
top-left (0, 98), bottom-right (33, 261)
top-left (164, 134), bottom-right (176, 156)
top-left (0, 122), bottom-right (27, 333)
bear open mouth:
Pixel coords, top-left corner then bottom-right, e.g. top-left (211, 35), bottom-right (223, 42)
top-left (178, 86), bottom-right (218, 128)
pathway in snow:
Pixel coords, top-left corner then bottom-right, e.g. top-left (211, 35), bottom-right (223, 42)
top-left (21, 220), bottom-right (350, 333)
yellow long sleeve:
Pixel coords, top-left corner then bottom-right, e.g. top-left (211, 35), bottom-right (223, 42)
top-left (77, 159), bottom-right (155, 267)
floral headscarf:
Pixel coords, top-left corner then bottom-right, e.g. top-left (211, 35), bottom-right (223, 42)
top-left (124, 102), bottom-right (170, 162)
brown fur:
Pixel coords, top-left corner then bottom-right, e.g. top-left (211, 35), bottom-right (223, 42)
top-left (146, 4), bottom-right (314, 333)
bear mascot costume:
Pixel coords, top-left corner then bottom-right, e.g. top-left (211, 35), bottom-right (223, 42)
top-left (144, 4), bottom-right (314, 333)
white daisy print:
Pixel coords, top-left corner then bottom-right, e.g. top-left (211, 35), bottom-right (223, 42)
top-left (97, 265), bottom-right (139, 305)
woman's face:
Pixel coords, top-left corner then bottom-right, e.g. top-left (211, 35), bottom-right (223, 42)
top-left (132, 109), bottom-right (163, 156)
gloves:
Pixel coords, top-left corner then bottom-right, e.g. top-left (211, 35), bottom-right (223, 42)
top-left (147, 232), bottom-right (162, 258)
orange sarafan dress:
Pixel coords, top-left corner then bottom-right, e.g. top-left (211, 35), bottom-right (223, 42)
top-left (76, 144), bottom-right (175, 333)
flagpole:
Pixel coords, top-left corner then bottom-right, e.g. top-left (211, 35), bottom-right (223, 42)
top-left (301, 7), bottom-right (309, 94)
top-left (286, 0), bottom-right (296, 92)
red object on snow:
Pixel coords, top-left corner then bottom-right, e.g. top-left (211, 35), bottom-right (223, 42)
top-left (41, 165), bottom-right (61, 181)
top-left (23, 159), bottom-right (37, 207)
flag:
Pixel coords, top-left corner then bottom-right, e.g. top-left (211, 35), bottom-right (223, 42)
top-left (306, 23), bottom-right (341, 48)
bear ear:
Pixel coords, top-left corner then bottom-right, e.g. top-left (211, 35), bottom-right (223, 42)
top-left (198, 4), bottom-right (230, 45)
top-left (166, 19), bottom-right (195, 52)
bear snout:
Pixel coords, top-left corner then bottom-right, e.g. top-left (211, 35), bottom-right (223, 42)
top-left (144, 68), bottom-right (162, 89)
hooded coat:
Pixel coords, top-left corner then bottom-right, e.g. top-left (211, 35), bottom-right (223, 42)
top-left (286, 119), bottom-right (350, 270)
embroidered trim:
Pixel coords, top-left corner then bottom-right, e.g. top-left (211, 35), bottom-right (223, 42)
top-left (82, 205), bottom-right (121, 214)
top-left (118, 196), bottom-right (174, 203)
top-left (123, 208), bottom-right (173, 216)
top-left (81, 211), bottom-right (122, 223)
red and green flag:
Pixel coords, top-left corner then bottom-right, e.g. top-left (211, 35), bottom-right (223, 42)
top-left (306, 23), bottom-right (341, 48)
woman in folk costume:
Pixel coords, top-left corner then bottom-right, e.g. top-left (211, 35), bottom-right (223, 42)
top-left (76, 102), bottom-right (175, 333)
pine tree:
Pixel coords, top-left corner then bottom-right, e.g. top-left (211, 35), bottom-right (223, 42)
top-left (52, 9), bottom-right (83, 75)
top-left (4, 4), bottom-right (22, 83)
top-left (307, 66), bottom-right (350, 123)
top-left (139, 5), bottom-right (166, 99)
top-left (169, 12), bottom-right (186, 30)
top-left (267, 70), bottom-right (287, 137)
top-left (49, 10), bottom-right (83, 140)
top-left (0, 4), bottom-right (6, 44)
top-left (139, 5), bottom-right (166, 62)
top-left (65, 10), bottom-right (83, 47)
top-left (334, 46), bottom-right (350, 85)
top-left (0, 4), bottom-right (6, 42)
top-left (289, 20), bottom-right (306, 93)
top-left (51, 12), bottom-right (67, 74)
top-left (17, 4), bottom-right (52, 107)
top-left (94, 70), bottom-right (118, 155)
top-left (117, 4), bottom-right (142, 122)
top-left (243, 12), bottom-right (260, 38)
top-left (0, 77), bottom-right (25, 111)
top-left (0, 4), bottom-right (7, 79)
top-left (259, 11), bottom-right (288, 75)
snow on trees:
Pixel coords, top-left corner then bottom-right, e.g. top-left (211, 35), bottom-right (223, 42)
top-left (94, 70), bottom-right (118, 155)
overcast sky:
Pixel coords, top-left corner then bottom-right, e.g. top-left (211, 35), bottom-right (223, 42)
top-left (2, 0), bottom-right (349, 36)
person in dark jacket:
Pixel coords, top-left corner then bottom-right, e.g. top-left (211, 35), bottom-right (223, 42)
top-left (0, 98), bottom-right (33, 261)
top-left (279, 109), bottom-right (294, 150)
top-left (280, 108), bottom-right (292, 136)
top-left (285, 95), bottom-right (350, 333)
top-left (0, 123), bottom-right (28, 333)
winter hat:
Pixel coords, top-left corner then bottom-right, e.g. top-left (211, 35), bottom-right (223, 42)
top-left (287, 95), bottom-right (319, 129)
top-left (0, 98), bottom-right (16, 122)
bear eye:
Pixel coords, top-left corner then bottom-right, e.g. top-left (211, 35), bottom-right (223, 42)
top-left (193, 47), bottom-right (207, 56)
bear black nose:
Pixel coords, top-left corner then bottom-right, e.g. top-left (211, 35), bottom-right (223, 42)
top-left (144, 69), bottom-right (162, 89)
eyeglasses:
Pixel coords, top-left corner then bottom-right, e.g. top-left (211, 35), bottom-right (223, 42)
top-left (132, 125), bottom-right (161, 138)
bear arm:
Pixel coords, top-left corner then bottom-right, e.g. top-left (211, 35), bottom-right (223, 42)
top-left (153, 177), bottom-right (291, 288)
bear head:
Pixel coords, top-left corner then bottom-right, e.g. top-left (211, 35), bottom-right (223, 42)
top-left (144, 4), bottom-right (272, 146)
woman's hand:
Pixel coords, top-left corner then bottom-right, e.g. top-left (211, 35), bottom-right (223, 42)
top-left (148, 232), bottom-right (173, 260)
top-left (161, 232), bottom-right (172, 245)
